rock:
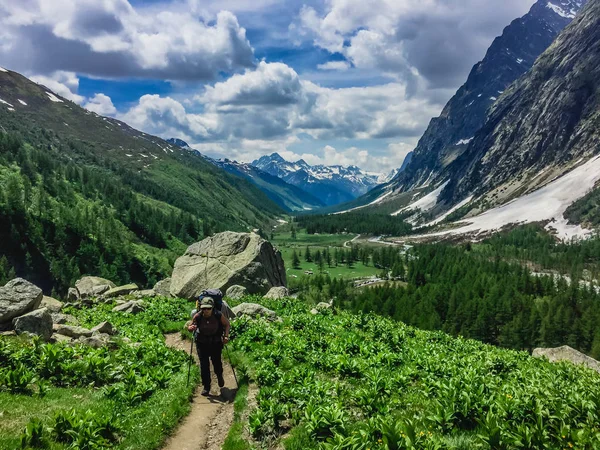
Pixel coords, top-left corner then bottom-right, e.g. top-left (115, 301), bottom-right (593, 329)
top-left (52, 333), bottom-right (73, 344)
top-left (12, 308), bottom-right (53, 341)
top-left (75, 276), bottom-right (116, 299)
top-left (115, 299), bottom-right (127, 306)
top-left (55, 325), bottom-right (93, 339)
top-left (226, 285), bottom-right (248, 299)
top-left (134, 289), bottom-right (156, 299)
top-left (170, 232), bottom-right (287, 299)
top-left (40, 296), bottom-right (63, 313)
top-left (153, 278), bottom-right (172, 297)
top-left (263, 286), bottom-right (289, 299)
top-left (104, 284), bottom-right (138, 298)
top-left (316, 302), bottom-right (332, 310)
top-left (91, 321), bottom-right (115, 335)
top-left (310, 308), bottom-right (319, 315)
top-left (78, 335), bottom-right (108, 348)
top-left (231, 303), bottom-right (279, 321)
top-left (0, 278), bottom-right (44, 325)
top-left (533, 346), bottom-right (600, 374)
top-left (67, 288), bottom-right (79, 302)
top-left (51, 313), bottom-right (78, 325)
top-left (221, 300), bottom-right (236, 320)
top-left (91, 285), bottom-right (112, 296)
top-left (112, 300), bottom-right (145, 314)
top-left (0, 330), bottom-right (16, 337)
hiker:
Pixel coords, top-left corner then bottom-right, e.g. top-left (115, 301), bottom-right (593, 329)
top-left (188, 295), bottom-right (231, 396)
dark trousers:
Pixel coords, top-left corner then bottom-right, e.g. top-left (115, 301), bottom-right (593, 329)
top-left (196, 340), bottom-right (223, 389)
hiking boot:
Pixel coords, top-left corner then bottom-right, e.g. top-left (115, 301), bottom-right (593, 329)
top-left (217, 374), bottom-right (225, 388)
top-left (201, 388), bottom-right (210, 396)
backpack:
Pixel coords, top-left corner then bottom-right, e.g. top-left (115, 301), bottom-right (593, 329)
top-left (199, 289), bottom-right (224, 314)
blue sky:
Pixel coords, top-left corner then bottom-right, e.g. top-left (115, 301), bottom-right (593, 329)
top-left (0, 0), bottom-right (535, 172)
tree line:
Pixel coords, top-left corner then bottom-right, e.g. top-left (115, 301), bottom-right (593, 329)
top-left (295, 212), bottom-right (412, 236)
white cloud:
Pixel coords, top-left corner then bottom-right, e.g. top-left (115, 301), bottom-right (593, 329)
top-left (0, 0), bottom-right (255, 80)
top-left (29, 71), bottom-right (85, 104)
top-left (84, 93), bottom-right (117, 116)
top-left (316, 61), bottom-right (350, 71)
top-left (294, 0), bottom-right (536, 88)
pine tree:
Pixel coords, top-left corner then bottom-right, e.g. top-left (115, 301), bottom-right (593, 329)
top-left (292, 250), bottom-right (301, 269)
top-left (305, 246), bottom-right (312, 262)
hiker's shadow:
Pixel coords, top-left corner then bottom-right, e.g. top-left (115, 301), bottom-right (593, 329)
top-left (209, 386), bottom-right (237, 404)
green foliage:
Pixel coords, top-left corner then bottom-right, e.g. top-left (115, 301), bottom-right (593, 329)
top-left (232, 299), bottom-right (600, 449)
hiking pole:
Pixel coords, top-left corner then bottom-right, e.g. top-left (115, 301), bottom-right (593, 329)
top-left (187, 335), bottom-right (195, 386)
top-left (224, 344), bottom-right (239, 389)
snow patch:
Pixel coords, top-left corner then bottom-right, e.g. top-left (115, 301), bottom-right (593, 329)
top-left (392, 181), bottom-right (449, 216)
top-left (456, 137), bottom-right (474, 146)
top-left (490, 96), bottom-right (497, 101)
top-left (140, 154), bottom-right (149, 158)
top-left (277, 219), bottom-right (288, 224)
top-left (46, 92), bottom-right (63, 103)
top-left (18, 99), bottom-right (27, 106)
top-left (547, 2), bottom-right (576, 18)
top-left (7, 107), bottom-right (15, 112)
top-left (0, 67), bottom-right (7, 72)
top-left (126, 154), bottom-right (133, 157)
top-left (0, 98), bottom-right (13, 107)
top-left (422, 196), bottom-right (474, 228)
top-left (516, 58), bottom-right (524, 64)
top-left (418, 157), bottom-right (600, 241)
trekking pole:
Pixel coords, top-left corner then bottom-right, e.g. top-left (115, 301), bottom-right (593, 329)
top-left (187, 335), bottom-right (195, 386)
top-left (224, 344), bottom-right (239, 389)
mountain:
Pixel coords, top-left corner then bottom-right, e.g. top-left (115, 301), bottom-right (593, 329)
top-left (389, 0), bottom-right (588, 192)
top-left (251, 153), bottom-right (384, 206)
top-left (0, 68), bottom-right (283, 293)
top-left (166, 140), bottom-right (325, 212)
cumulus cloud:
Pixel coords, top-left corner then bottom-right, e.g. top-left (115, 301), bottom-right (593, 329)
top-left (29, 71), bottom-right (86, 104)
top-left (84, 93), bottom-right (117, 116)
top-left (0, 0), bottom-right (254, 80)
top-left (294, 0), bottom-right (535, 88)
top-left (317, 61), bottom-right (351, 71)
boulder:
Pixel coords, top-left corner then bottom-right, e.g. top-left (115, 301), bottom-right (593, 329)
top-left (104, 284), bottom-right (138, 298)
top-left (170, 232), bottom-right (286, 299)
top-left (52, 334), bottom-right (73, 344)
top-left (533, 346), bottom-right (600, 374)
top-left (55, 325), bottom-right (93, 339)
top-left (51, 313), bottom-right (78, 325)
top-left (231, 303), bottom-right (279, 321)
top-left (0, 278), bottom-right (44, 325)
top-left (310, 308), bottom-right (319, 315)
top-left (263, 286), bottom-right (289, 299)
top-left (91, 284), bottom-right (112, 296)
top-left (226, 285), bottom-right (248, 299)
top-left (40, 296), bottom-right (63, 313)
top-left (91, 321), bottom-right (116, 335)
top-left (153, 278), bottom-right (172, 297)
top-left (112, 300), bottom-right (145, 314)
top-left (67, 288), bottom-right (79, 302)
top-left (134, 289), bottom-right (156, 299)
top-left (75, 277), bottom-right (116, 299)
top-left (78, 335), bottom-right (109, 349)
top-left (12, 308), bottom-right (53, 341)
top-left (316, 302), bottom-right (332, 310)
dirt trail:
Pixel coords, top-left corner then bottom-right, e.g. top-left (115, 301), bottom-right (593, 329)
top-left (163, 333), bottom-right (238, 450)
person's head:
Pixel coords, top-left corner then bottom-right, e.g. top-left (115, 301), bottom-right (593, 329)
top-left (199, 297), bottom-right (215, 316)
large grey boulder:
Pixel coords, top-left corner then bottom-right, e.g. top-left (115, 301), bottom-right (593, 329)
top-left (533, 346), bottom-right (600, 374)
top-left (104, 284), bottom-right (138, 298)
top-left (226, 285), bottom-right (248, 299)
top-left (263, 287), bottom-right (289, 299)
top-left (51, 313), bottom-right (79, 325)
top-left (231, 303), bottom-right (279, 321)
top-left (153, 278), bottom-right (172, 297)
top-left (40, 296), bottom-right (63, 313)
top-left (0, 278), bottom-right (43, 325)
top-left (134, 289), bottom-right (156, 299)
top-left (75, 277), bottom-right (116, 299)
top-left (12, 308), bottom-right (53, 341)
top-left (170, 232), bottom-right (286, 299)
top-left (55, 325), bottom-right (93, 339)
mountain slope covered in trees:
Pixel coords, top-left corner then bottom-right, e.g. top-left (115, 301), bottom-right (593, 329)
top-left (0, 69), bottom-right (283, 294)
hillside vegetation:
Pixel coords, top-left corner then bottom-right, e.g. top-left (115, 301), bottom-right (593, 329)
top-left (229, 298), bottom-right (600, 449)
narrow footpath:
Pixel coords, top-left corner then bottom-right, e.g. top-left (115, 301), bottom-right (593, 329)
top-left (163, 333), bottom-right (238, 450)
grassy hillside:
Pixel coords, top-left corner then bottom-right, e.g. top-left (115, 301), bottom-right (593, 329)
top-left (228, 298), bottom-right (600, 449)
top-left (0, 69), bottom-right (284, 294)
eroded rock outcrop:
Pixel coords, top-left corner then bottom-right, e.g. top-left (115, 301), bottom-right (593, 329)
top-left (0, 278), bottom-right (43, 325)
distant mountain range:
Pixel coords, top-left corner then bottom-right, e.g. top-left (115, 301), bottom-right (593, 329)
top-left (251, 153), bottom-right (392, 206)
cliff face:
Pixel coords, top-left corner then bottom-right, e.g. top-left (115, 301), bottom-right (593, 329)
top-left (390, 0), bottom-right (587, 192)
top-left (443, 0), bottom-right (600, 204)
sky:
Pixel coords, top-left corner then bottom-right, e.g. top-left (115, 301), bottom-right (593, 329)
top-left (0, 0), bottom-right (536, 173)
